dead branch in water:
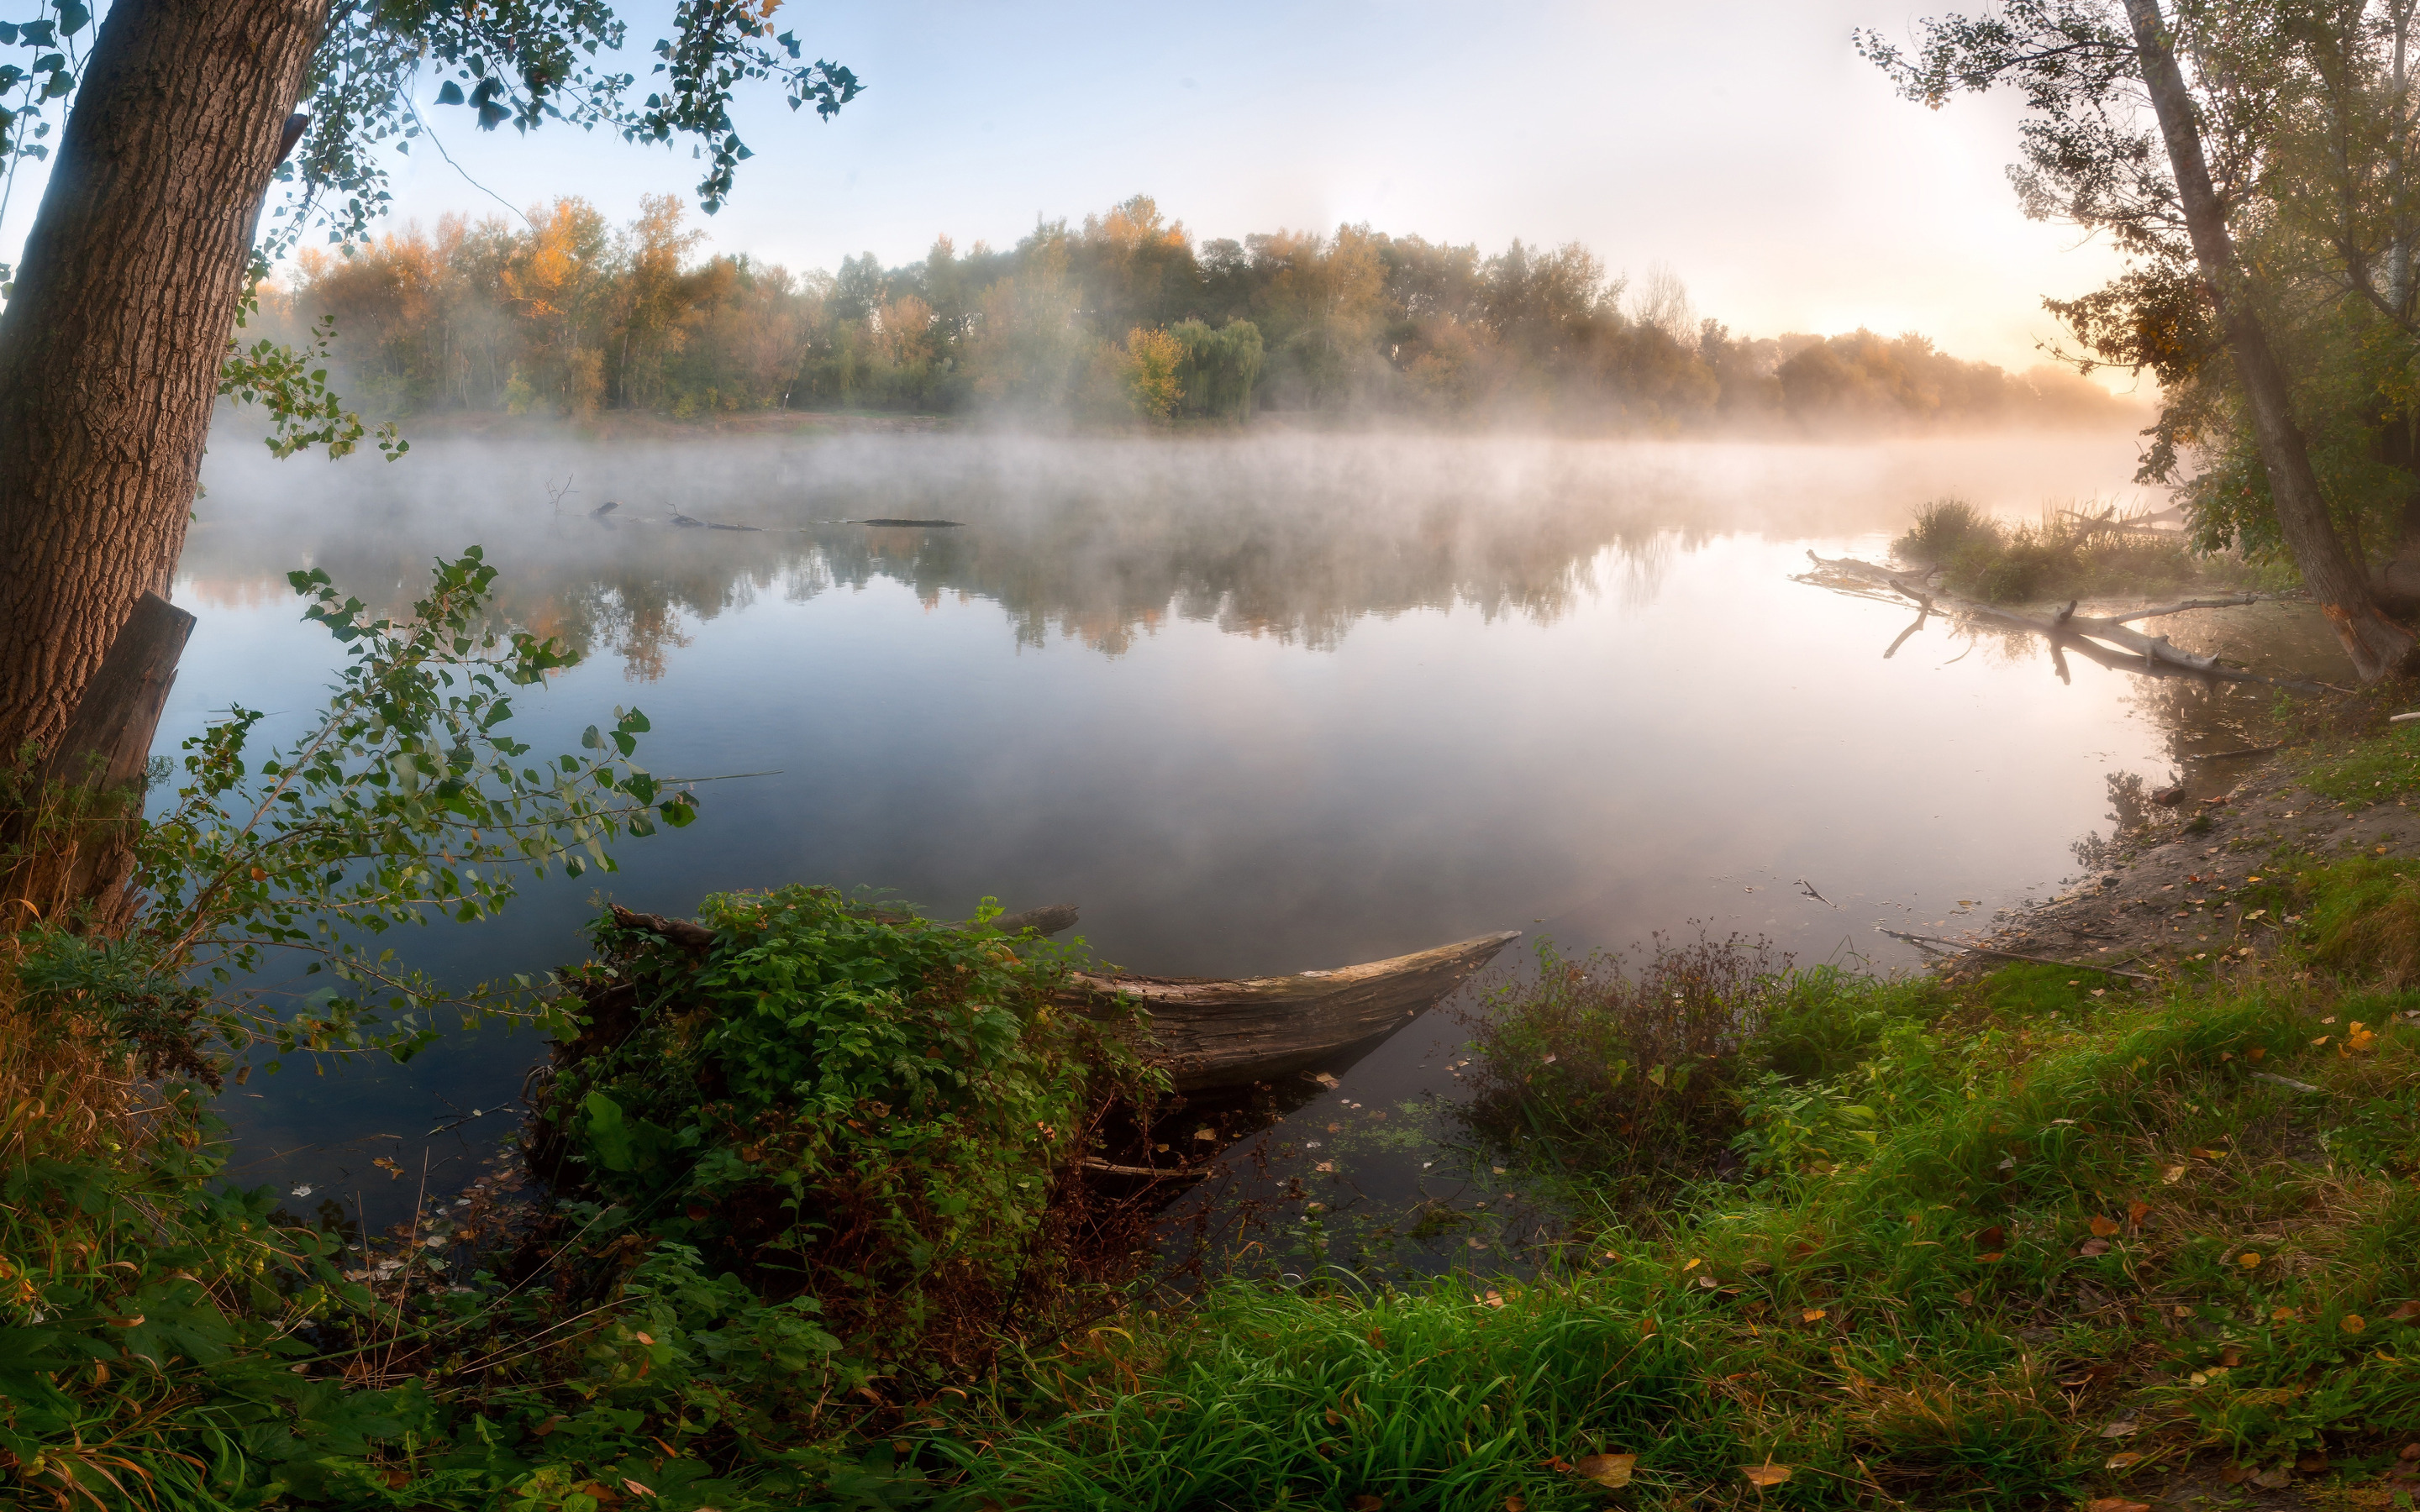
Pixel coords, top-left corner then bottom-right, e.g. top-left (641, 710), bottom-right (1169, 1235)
top-left (1798, 553), bottom-right (2327, 693)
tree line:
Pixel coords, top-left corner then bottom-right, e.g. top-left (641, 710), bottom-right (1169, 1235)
top-left (256, 192), bottom-right (2135, 431)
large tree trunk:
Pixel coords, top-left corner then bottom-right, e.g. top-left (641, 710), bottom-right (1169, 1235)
top-left (0, 0), bottom-right (328, 760)
top-left (2123, 0), bottom-right (2418, 682)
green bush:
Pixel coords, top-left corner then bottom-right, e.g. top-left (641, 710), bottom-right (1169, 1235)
top-left (538, 886), bottom-right (1160, 1362)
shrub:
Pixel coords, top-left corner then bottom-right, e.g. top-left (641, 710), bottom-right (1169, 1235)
top-left (535, 886), bottom-right (1160, 1365)
top-left (1459, 933), bottom-right (1791, 1199)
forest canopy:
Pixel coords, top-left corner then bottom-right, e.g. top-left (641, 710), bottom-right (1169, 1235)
top-left (256, 193), bottom-right (2140, 433)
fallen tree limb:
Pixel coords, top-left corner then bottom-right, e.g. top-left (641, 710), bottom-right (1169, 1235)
top-left (1800, 553), bottom-right (2326, 693)
top-left (1879, 928), bottom-right (2154, 981)
top-left (1080, 1158), bottom-right (1211, 1180)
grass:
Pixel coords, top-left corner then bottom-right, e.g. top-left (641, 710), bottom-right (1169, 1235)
top-left (2305, 722), bottom-right (2420, 808)
top-left (1891, 498), bottom-right (2224, 604)
top-left (931, 969), bottom-right (2420, 1511)
top-left (1892, 497), bottom-right (2002, 566)
top-left (10, 717), bottom-right (2420, 1509)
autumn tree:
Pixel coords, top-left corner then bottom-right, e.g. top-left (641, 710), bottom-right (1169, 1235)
top-left (1860, 0), bottom-right (2417, 680)
top-left (0, 0), bottom-right (859, 759)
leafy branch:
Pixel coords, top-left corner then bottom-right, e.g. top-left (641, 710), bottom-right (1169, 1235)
top-left (98, 547), bottom-right (698, 1069)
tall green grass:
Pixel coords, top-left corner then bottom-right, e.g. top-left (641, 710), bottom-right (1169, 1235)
top-left (937, 973), bottom-right (2420, 1510)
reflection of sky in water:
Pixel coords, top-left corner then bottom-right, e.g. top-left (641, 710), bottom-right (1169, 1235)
top-left (174, 429), bottom-right (2336, 1257)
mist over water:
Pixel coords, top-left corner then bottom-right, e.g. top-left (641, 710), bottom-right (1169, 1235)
top-left (178, 427), bottom-right (2330, 1261)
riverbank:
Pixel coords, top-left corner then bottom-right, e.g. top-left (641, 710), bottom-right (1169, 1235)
top-left (899, 697), bottom-right (2420, 1512)
top-left (1971, 690), bottom-right (2420, 976)
top-left (8, 656), bottom-right (2417, 1510)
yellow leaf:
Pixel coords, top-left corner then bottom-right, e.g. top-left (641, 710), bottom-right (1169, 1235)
top-left (2090, 1215), bottom-right (2120, 1237)
top-left (2163, 1164), bottom-right (2188, 1184)
top-left (1573, 1453), bottom-right (1637, 1489)
top-left (2312, 1035), bottom-right (2331, 1047)
top-left (2343, 1314), bottom-right (2367, 1334)
top-left (2237, 1252), bottom-right (2262, 1269)
top-left (1682, 1257), bottom-right (1702, 1271)
top-left (1740, 1464), bottom-right (1792, 1488)
top-left (1802, 1309), bottom-right (1827, 1323)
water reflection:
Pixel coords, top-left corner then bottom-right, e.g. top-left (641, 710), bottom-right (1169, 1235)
top-left (174, 428), bottom-right (2319, 1263)
top-left (188, 430), bottom-right (2169, 673)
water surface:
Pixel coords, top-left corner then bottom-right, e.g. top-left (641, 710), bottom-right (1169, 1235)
top-left (175, 429), bottom-right (2333, 1264)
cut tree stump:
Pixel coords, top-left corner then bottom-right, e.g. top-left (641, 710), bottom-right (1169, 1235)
top-left (5, 592), bottom-right (197, 930)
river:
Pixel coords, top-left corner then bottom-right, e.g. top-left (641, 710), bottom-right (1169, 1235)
top-left (172, 426), bottom-right (2338, 1274)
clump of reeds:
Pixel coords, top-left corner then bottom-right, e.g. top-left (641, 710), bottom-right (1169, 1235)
top-left (1458, 932), bottom-right (1792, 1203)
top-left (1893, 496), bottom-right (2002, 566)
top-left (1898, 498), bottom-right (2216, 603)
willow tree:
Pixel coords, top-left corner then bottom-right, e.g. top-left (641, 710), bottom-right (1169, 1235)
top-left (1860, 0), bottom-right (2419, 681)
top-left (0, 0), bottom-right (858, 759)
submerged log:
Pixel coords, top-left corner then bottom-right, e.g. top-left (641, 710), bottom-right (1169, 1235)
top-left (1062, 931), bottom-right (1523, 1093)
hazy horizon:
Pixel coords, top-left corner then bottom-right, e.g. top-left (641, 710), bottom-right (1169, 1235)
top-left (1, 2), bottom-right (2140, 390)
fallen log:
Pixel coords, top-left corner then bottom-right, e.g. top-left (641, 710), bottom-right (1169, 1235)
top-left (1800, 553), bottom-right (2323, 692)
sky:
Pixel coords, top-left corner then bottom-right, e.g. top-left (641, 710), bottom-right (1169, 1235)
top-left (12, 0), bottom-right (2139, 384)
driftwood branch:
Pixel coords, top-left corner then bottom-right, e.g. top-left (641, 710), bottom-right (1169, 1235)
top-left (2102, 593), bottom-right (2275, 623)
top-left (608, 904), bottom-right (714, 948)
top-left (1880, 928), bottom-right (2154, 981)
top-left (1800, 554), bottom-right (2322, 693)
top-left (1079, 1158), bottom-right (1211, 1180)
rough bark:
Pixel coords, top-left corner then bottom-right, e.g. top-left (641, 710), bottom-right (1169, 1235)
top-left (2123, 0), bottom-right (2418, 682)
top-left (3, 592), bottom-right (194, 929)
top-left (0, 0), bottom-right (329, 759)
